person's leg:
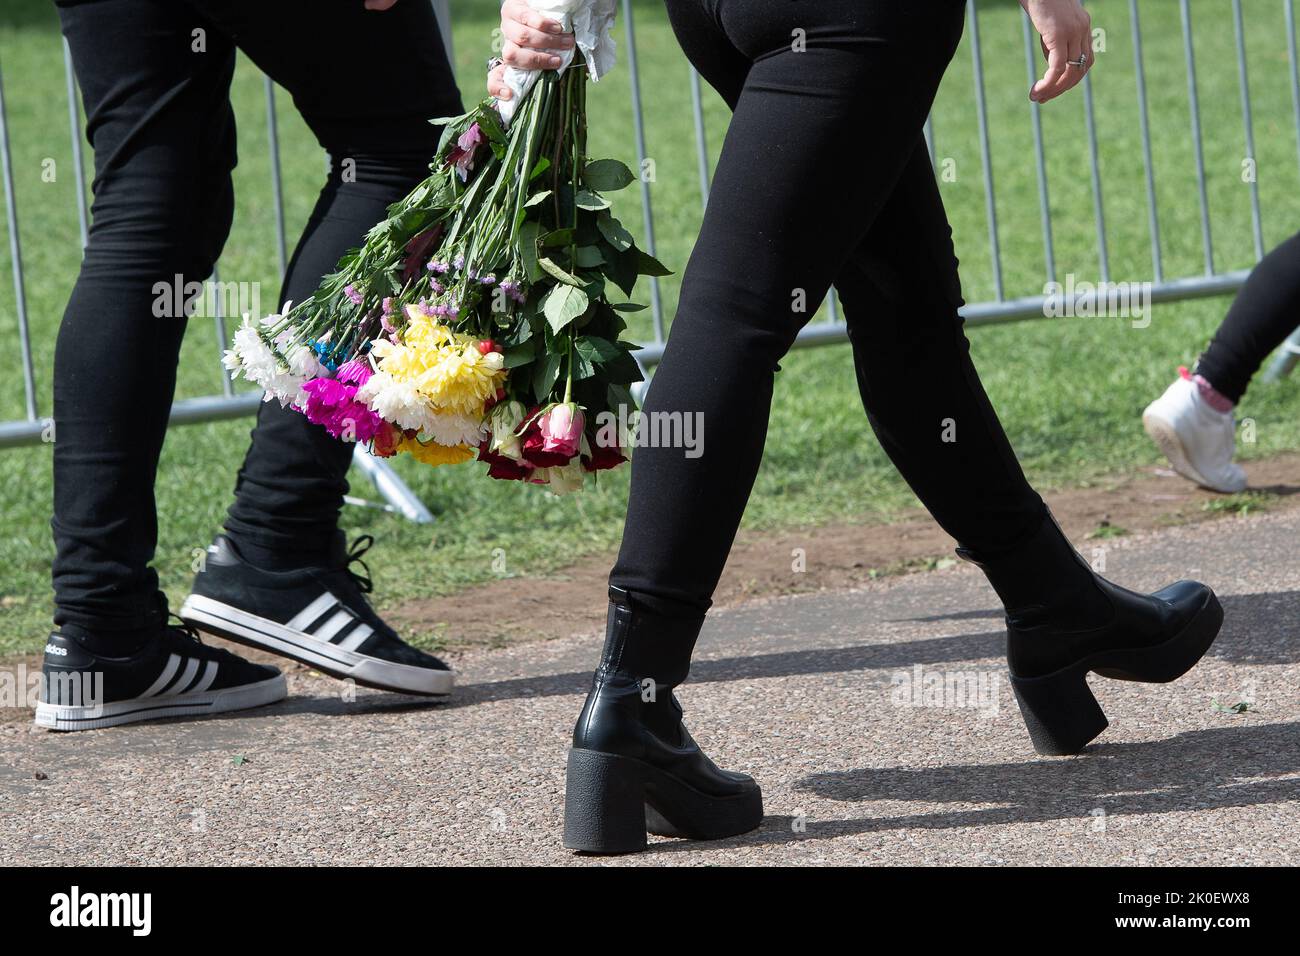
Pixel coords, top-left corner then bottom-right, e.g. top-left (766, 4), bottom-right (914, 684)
top-left (1138, 233), bottom-right (1300, 493)
top-left (835, 143), bottom-right (1051, 555)
top-left (569, 0), bottom-right (971, 854)
top-left (1196, 231), bottom-right (1300, 404)
top-left (174, 0), bottom-right (463, 696)
top-left (51, 0), bottom-right (238, 646)
top-left (610, 1), bottom-right (967, 613)
top-left (202, 0), bottom-right (463, 568)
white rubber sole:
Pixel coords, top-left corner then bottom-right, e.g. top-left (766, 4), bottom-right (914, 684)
top-left (1142, 411), bottom-right (1244, 494)
top-left (179, 594), bottom-right (454, 697)
top-left (33, 674), bottom-right (287, 732)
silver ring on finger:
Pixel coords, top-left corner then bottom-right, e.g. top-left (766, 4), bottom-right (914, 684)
top-left (1069, 53), bottom-right (1088, 68)
top-left (487, 57), bottom-right (504, 73)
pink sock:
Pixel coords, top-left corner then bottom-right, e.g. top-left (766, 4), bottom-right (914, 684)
top-left (1179, 366), bottom-right (1234, 413)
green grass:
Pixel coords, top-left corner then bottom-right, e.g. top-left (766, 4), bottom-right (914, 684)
top-left (2, 0), bottom-right (1299, 655)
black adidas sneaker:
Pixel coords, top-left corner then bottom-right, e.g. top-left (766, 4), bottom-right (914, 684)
top-left (35, 621), bottom-right (286, 731)
top-left (179, 534), bottom-right (454, 696)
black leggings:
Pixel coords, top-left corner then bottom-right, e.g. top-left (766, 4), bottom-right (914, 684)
top-left (52, 0), bottom-right (462, 636)
top-left (1196, 231), bottom-right (1300, 403)
top-left (610, 0), bottom-right (1046, 613)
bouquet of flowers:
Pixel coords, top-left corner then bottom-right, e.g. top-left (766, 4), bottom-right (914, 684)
top-left (223, 0), bottom-right (661, 494)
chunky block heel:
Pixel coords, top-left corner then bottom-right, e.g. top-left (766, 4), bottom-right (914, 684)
top-left (563, 748), bottom-right (649, 854)
top-left (564, 747), bottom-right (765, 853)
top-left (1009, 666), bottom-right (1108, 756)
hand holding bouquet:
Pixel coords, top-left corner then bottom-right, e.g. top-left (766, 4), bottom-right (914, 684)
top-left (224, 0), bottom-right (661, 493)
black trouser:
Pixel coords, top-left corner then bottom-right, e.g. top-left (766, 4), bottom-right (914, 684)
top-left (52, 0), bottom-right (462, 638)
top-left (1196, 231), bottom-right (1300, 404)
top-left (610, 0), bottom-right (1047, 613)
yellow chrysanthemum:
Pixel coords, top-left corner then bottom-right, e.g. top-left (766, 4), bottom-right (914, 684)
top-left (396, 436), bottom-right (475, 467)
top-left (370, 309), bottom-right (504, 417)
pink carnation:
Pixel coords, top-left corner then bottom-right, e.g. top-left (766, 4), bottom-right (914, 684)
top-left (300, 360), bottom-right (381, 443)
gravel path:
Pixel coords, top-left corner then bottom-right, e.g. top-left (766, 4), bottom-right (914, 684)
top-left (2, 510), bottom-right (1297, 865)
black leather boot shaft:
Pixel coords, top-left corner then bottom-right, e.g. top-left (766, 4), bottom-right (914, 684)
top-left (956, 510), bottom-right (1112, 630)
top-left (593, 585), bottom-right (700, 689)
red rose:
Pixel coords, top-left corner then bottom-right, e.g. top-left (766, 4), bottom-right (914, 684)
top-left (518, 405), bottom-right (577, 468)
top-left (477, 441), bottom-right (533, 481)
top-left (582, 441), bottom-right (626, 473)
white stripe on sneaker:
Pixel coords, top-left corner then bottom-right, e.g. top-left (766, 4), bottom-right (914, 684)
top-left (141, 654), bottom-right (182, 698)
top-left (167, 657), bottom-right (200, 697)
top-left (335, 623), bottom-right (373, 652)
top-left (286, 593), bottom-right (338, 631)
top-left (313, 609), bottom-right (355, 643)
top-left (190, 660), bottom-right (219, 694)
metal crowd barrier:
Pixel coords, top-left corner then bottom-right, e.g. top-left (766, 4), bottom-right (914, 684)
top-left (2, 0), bottom-right (1298, 524)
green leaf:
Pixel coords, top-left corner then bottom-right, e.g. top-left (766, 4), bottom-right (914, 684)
top-left (541, 228), bottom-right (577, 249)
top-left (600, 342), bottom-right (646, 385)
top-left (532, 350), bottom-right (562, 403)
top-left (607, 382), bottom-right (639, 414)
top-left (602, 249), bottom-right (639, 298)
top-left (542, 284), bottom-right (590, 333)
top-left (576, 336), bottom-right (623, 365)
top-left (575, 245), bottom-right (606, 268)
top-left (525, 190), bottom-right (553, 208)
top-left (611, 301), bottom-right (648, 312)
top-left (584, 159), bottom-right (635, 192)
top-left (476, 108), bottom-right (508, 145)
top-left (529, 157), bottom-right (552, 180)
top-left (575, 189), bottom-right (611, 211)
top-left (597, 213), bottom-right (634, 252)
top-left (571, 348), bottom-right (597, 380)
top-left (520, 220), bottom-right (542, 282)
top-left (503, 339), bottom-right (537, 369)
top-left (538, 257), bottom-right (584, 287)
top-left (633, 248), bottom-right (673, 277)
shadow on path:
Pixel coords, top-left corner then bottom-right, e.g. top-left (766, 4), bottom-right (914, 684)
top-left (640, 721), bottom-right (1300, 856)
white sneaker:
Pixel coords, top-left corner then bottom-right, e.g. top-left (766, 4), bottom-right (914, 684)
top-left (1142, 376), bottom-right (1247, 493)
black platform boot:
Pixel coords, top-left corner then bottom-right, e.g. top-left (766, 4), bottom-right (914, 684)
top-left (958, 511), bottom-right (1223, 756)
top-left (562, 586), bottom-right (764, 854)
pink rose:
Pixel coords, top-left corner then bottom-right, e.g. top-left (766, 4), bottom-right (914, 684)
top-left (538, 402), bottom-right (584, 459)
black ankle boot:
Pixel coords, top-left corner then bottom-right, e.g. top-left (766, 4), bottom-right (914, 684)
top-left (562, 586), bottom-right (763, 854)
top-left (958, 512), bottom-right (1223, 756)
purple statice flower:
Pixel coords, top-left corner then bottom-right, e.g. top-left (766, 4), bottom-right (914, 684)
top-left (453, 255), bottom-right (465, 270)
top-left (343, 284), bottom-right (363, 306)
top-left (380, 298), bottom-right (398, 338)
top-left (501, 279), bottom-right (526, 304)
top-left (480, 274), bottom-right (497, 286)
top-left (428, 260), bottom-right (449, 274)
top-left (430, 280), bottom-right (445, 295)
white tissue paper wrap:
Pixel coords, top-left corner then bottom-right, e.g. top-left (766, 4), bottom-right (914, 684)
top-left (497, 0), bottom-right (617, 126)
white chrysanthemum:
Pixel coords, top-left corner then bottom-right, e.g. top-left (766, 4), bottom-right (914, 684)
top-left (421, 410), bottom-right (489, 448)
top-left (225, 317), bottom-right (317, 407)
top-left (356, 371), bottom-right (438, 433)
